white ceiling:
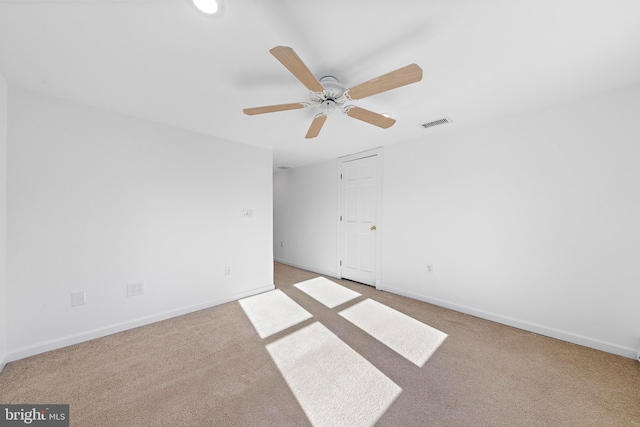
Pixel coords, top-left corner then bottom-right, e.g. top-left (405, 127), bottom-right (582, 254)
top-left (1, 0), bottom-right (639, 169)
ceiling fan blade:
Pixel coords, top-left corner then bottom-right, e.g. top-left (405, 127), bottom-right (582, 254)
top-left (345, 107), bottom-right (396, 129)
top-left (243, 103), bottom-right (305, 115)
top-left (270, 46), bottom-right (325, 93)
top-left (346, 63), bottom-right (423, 100)
top-left (305, 114), bottom-right (328, 139)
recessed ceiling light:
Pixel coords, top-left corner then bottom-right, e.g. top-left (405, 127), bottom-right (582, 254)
top-left (192, 0), bottom-right (219, 15)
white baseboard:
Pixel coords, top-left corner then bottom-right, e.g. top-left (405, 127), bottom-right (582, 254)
top-left (5, 284), bottom-right (275, 364)
top-left (274, 258), bottom-right (338, 279)
top-left (379, 285), bottom-right (637, 360)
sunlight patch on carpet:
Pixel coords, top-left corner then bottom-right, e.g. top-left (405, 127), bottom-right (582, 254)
top-left (266, 322), bottom-right (401, 427)
top-left (239, 290), bottom-right (312, 338)
top-left (294, 276), bottom-right (361, 308)
top-left (339, 299), bottom-right (447, 367)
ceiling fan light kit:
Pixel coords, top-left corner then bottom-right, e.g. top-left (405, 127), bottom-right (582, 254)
top-left (243, 46), bottom-right (423, 139)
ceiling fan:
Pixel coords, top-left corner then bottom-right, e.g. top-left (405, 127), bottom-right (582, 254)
top-left (243, 46), bottom-right (423, 139)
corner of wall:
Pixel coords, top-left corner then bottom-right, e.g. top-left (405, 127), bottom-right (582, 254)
top-left (273, 160), bottom-right (338, 275)
top-left (0, 71), bottom-right (7, 373)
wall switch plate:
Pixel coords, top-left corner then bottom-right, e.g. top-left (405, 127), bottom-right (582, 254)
top-left (127, 282), bottom-right (144, 297)
top-left (280, 241), bottom-right (284, 248)
top-left (71, 291), bottom-right (86, 306)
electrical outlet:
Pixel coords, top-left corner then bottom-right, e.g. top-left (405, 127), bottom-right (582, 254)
top-left (71, 291), bottom-right (86, 307)
top-left (127, 282), bottom-right (144, 297)
top-left (427, 264), bottom-right (434, 274)
top-left (242, 210), bottom-right (253, 219)
top-left (280, 241), bottom-right (284, 248)
top-left (225, 267), bottom-right (231, 277)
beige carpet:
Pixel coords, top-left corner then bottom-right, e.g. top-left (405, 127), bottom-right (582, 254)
top-left (0, 262), bottom-right (639, 426)
top-left (294, 276), bottom-right (361, 308)
top-left (266, 322), bottom-right (401, 427)
top-left (238, 289), bottom-right (312, 338)
top-left (339, 298), bottom-right (447, 367)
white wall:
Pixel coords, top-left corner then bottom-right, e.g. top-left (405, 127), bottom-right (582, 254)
top-left (0, 73), bottom-right (7, 371)
top-left (273, 160), bottom-right (338, 277)
top-left (6, 87), bottom-right (273, 360)
top-left (382, 83), bottom-right (640, 358)
top-left (274, 83), bottom-right (640, 358)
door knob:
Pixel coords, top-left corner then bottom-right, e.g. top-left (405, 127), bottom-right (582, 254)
top-left (370, 225), bottom-right (377, 231)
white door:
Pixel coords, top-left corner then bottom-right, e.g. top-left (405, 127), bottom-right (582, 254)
top-left (340, 155), bottom-right (378, 286)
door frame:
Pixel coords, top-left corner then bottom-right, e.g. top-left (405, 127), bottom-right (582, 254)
top-left (336, 147), bottom-right (383, 288)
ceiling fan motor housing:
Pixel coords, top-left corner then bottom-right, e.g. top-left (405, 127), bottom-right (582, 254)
top-left (319, 76), bottom-right (344, 95)
top-left (317, 76), bottom-right (346, 114)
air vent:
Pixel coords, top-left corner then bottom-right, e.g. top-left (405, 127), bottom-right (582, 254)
top-left (421, 117), bottom-right (451, 129)
top-left (278, 166), bottom-right (291, 170)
